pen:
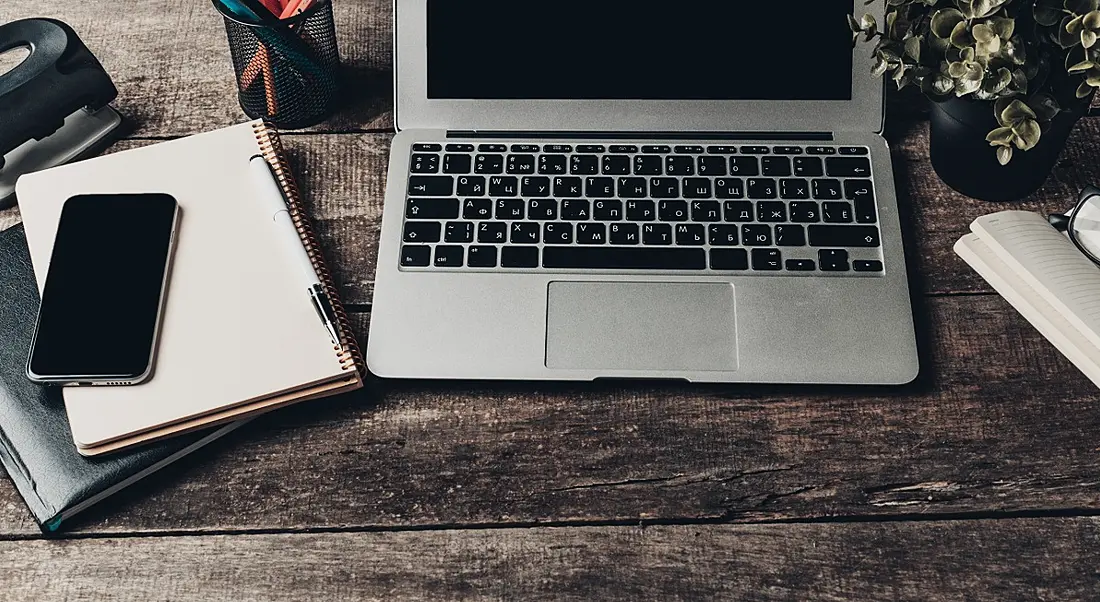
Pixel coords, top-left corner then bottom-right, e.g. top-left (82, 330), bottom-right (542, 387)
top-left (248, 155), bottom-right (341, 345)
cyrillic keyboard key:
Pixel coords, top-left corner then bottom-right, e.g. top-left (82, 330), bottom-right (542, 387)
top-left (724, 201), bottom-right (754, 222)
top-left (691, 201), bottom-right (722, 222)
top-left (561, 199), bottom-right (591, 220)
top-left (594, 200), bottom-right (623, 221)
top-left (467, 245), bottom-right (498, 268)
top-left (554, 177), bottom-right (583, 197)
top-left (488, 176), bottom-right (518, 197)
top-left (826, 157), bottom-right (871, 177)
top-left (408, 176), bottom-right (454, 196)
top-left (618, 177), bottom-right (648, 198)
top-left (710, 249), bottom-right (749, 270)
top-left (507, 155), bottom-right (536, 175)
top-left (809, 225), bottom-right (880, 247)
top-left (404, 221), bottom-right (441, 243)
top-left (610, 223), bottom-right (640, 245)
top-left (747, 178), bottom-right (777, 199)
top-left (528, 199), bottom-right (557, 220)
top-left (496, 199), bottom-right (525, 220)
top-left (585, 177), bottom-right (615, 198)
top-left (502, 246), bottom-right (539, 268)
top-left (650, 178), bottom-right (680, 198)
top-left (752, 248), bottom-right (782, 270)
top-left (544, 222), bottom-right (573, 244)
top-left (463, 199), bottom-right (492, 219)
top-left (708, 225), bottom-right (739, 246)
top-left (715, 178), bottom-right (745, 199)
top-left (823, 202), bottom-right (854, 223)
top-left (478, 221), bottom-right (507, 243)
top-left (854, 259), bottom-right (884, 272)
top-left (434, 245), bottom-right (464, 267)
top-left (576, 223), bottom-right (607, 244)
top-left (812, 179), bottom-right (843, 200)
top-left (658, 200), bottom-right (689, 221)
top-left (789, 201), bottom-right (820, 223)
top-left (675, 224), bottom-right (705, 246)
top-left (400, 245), bottom-right (431, 267)
top-left (642, 223), bottom-right (673, 245)
top-left (510, 222), bottom-right (540, 244)
top-left (682, 178), bottom-right (713, 199)
top-left (626, 200), bottom-right (656, 221)
top-left (757, 201), bottom-right (786, 222)
top-left (780, 178), bottom-right (810, 200)
top-left (456, 175), bottom-right (486, 196)
top-left (407, 198), bottom-right (459, 219)
top-left (521, 176), bottom-right (551, 197)
top-left (742, 224), bottom-right (772, 246)
top-left (543, 247), bottom-right (706, 270)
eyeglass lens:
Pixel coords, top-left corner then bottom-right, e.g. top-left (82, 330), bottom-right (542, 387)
top-left (1071, 195), bottom-right (1100, 263)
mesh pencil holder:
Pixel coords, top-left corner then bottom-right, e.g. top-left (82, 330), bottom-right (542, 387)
top-left (214, 0), bottom-right (341, 129)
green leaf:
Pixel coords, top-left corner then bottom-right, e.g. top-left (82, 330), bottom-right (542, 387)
top-left (997, 145), bottom-right (1013, 165)
top-left (1012, 119), bottom-right (1042, 150)
top-left (1000, 99), bottom-right (1037, 124)
top-left (931, 8), bottom-right (966, 38)
top-left (1068, 60), bottom-right (1097, 72)
top-left (986, 126), bottom-right (1015, 144)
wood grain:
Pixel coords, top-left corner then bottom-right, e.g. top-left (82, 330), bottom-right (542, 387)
top-left (2, 518), bottom-right (1098, 601)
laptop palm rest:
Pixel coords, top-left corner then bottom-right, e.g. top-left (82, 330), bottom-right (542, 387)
top-left (545, 282), bottom-right (738, 372)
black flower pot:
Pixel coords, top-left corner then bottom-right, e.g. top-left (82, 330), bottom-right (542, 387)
top-left (929, 96), bottom-right (1095, 202)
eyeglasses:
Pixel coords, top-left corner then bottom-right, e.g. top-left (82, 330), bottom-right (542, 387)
top-left (1049, 185), bottom-right (1100, 265)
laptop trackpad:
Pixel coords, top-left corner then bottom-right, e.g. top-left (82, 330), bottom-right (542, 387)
top-left (545, 282), bottom-right (738, 372)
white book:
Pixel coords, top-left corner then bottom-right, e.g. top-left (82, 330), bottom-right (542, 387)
top-left (954, 211), bottom-right (1100, 387)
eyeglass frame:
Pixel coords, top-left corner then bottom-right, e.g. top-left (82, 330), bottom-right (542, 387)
top-left (1048, 184), bottom-right (1100, 265)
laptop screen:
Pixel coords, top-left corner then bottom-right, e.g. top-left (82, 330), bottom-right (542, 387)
top-left (426, 0), bottom-right (854, 101)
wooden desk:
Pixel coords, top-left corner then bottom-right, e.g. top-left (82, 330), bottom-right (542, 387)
top-left (1, 2), bottom-right (1098, 599)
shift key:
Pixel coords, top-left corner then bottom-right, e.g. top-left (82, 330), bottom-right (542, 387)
top-left (808, 225), bottom-right (881, 247)
top-left (408, 175), bottom-right (454, 196)
top-left (406, 198), bottom-right (459, 219)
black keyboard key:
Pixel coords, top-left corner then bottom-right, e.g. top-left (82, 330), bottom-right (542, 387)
top-left (400, 245), bottom-right (431, 267)
top-left (819, 249), bottom-right (850, 272)
top-left (780, 179), bottom-right (810, 200)
top-left (845, 180), bottom-right (877, 223)
top-left (478, 221), bottom-right (508, 243)
top-left (724, 201), bottom-right (754, 222)
top-left (478, 144), bottom-right (507, 152)
top-left (650, 178), bottom-right (680, 198)
top-left (761, 156), bottom-right (792, 177)
top-left (463, 199), bottom-right (493, 219)
top-left (691, 201), bottom-right (722, 222)
top-left (543, 247), bottom-right (706, 270)
top-left (618, 177), bottom-right (648, 198)
top-left (786, 259), bottom-right (816, 271)
top-left (407, 198), bottom-right (459, 219)
top-left (742, 224), bottom-right (772, 246)
top-left (729, 157), bottom-right (759, 176)
top-left (446, 144), bottom-right (474, 152)
top-left (793, 157), bottom-right (824, 177)
top-left (408, 176), bottom-right (454, 196)
top-left (585, 177), bottom-right (615, 198)
top-left (511, 144), bottom-right (539, 153)
top-left (529, 199), bottom-right (558, 220)
top-left (434, 245), bottom-right (464, 268)
top-left (812, 179), bottom-right (843, 200)
top-left (710, 249), bottom-right (749, 270)
top-left (808, 225), bottom-right (881, 248)
top-left (854, 260), bottom-right (884, 272)
top-left (413, 143), bottom-right (442, 152)
top-left (675, 145), bottom-right (704, 154)
top-left (752, 249), bottom-right (782, 271)
top-left (823, 202), bottom-right (854, 223)
top-left (602, 155), bottom-right (631, 175)
top-left (642, 145), bottom-right (671, 154)
top-left (666, 156), bottom-right (695, 175)
top-left (682, 178), bottom-right (712, 199)
top-left (708, 225), bottom-right (739, 246)
top-left (757, 201), bottom-right (786, 222)
top-left (658, 200), bottom-right (689, 221)
top-left (626, 200), bottom-right (656, 221)
top-left (610, 223), bottom-right (640, 245)
top-left (507, 155), bottom-right (536, 175)
top-left (577, 144), bottom-right (605, 153)
top-left (826, 157), bottom-right (871, 177)
top-left (411, 154), bottom-right (439, 173)
top-left (741, 146), bottom-right (770, 154)
top-left (675, 224), bottom-right (705, 246)
top-left (496, 199), bottom-right (525, 220)
top-left (443, 154), bottom-right (472, 174)
top-left (510, 222), bottom-right (541, 244)
top-left (807, 146), bottom-right (836, 155)
top-left (475, 155), bottom-right (504, 174)
top-left (467, 245), bottom-right (498, 268)
top-left (554, 177), bottom-right (583, 197)
top-left (404, 221), bottom-right (441, 243)
top-left (747, 178), bottom-right (777, 199)
top-left (839, 147), bottom-right (869, 155)
top-left (698, 156), bottom-right (727, 176)
top-left (715, 178), bottom-right (745, 199)
top-left (773, 146), bottom-right (803, 155)
top-left (789, 201), bottom-right (821, 223)
top-left (577, 223), bottom-right (607, 244)
top-left (489, 176), bottom-right (518, 197)
top-left (445, 221), bottom-right (474, 243)
top-left (543, 144), bottom-right (573, 153)
top-left (707, 145), bottom-right (739, 154)
top-left (539, 155), bottom-right (568, 175)
top-left (571, 155), bottom-right (599, 175)
top-left (521, 176), bottom-right (551, 197)
top-left (561, 199), bottom-right (591, 220)
top-left (634, 155), bottom-right (663, 175)
top-left (544, 222), bottom-right (573, 244)
top-left (502, 246), bottom-right (539, 268)
top-left (594, 200), bottom-right (623, 221)
top-left (610, 145), bottom-right (638, 153)
top-left (642, 224), bottom-right (673, 245)
top-left (775, 224), bottom-right (806, 247)
top-left (456, 175), bottom-right (486, 196)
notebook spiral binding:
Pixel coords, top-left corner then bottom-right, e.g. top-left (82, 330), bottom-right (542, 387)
top-left (252, 121), bottom-right (366, 378)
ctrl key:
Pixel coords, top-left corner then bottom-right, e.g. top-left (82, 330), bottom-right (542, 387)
top-left (400, 245), bottom-right (431, 267)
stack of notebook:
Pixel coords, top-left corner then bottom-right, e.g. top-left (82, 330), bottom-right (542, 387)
top-left (0, 121), bottom-right (364, 530)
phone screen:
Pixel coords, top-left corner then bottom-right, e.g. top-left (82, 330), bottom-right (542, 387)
top-left (28, 194), bottom-right (178, 382)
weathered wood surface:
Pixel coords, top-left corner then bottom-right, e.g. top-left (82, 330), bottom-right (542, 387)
top-left (3, 519), bottom-right (1099, 601)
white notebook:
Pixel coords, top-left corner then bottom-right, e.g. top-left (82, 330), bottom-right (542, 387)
top-left (17, 121), bottom-right (364, 455)
top-left (955, 211), bottom-right (1100, 387)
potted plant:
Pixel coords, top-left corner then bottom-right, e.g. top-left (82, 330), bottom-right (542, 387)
top-left (852, 0), bottom-right (1100, 201)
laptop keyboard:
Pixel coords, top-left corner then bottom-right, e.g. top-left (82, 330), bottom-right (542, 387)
top-left (399, 142), bottom-right (884, 274)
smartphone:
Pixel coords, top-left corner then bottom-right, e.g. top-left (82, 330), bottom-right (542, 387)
top-left (27, 194), bottom-right (180, 386)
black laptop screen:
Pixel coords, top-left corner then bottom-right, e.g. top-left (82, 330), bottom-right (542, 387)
top-left (426, 0), bottom-right (855, 101)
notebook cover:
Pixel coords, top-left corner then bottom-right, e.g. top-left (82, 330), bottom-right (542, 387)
top-left (0, 224), bottom-right (238, 531)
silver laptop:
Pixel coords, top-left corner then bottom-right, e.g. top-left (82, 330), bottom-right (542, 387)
top-left (367, 0), bottom-right (919, 384)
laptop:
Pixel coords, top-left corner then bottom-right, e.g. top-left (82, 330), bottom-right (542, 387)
top-left (367, 0), bottom-right (919, 385)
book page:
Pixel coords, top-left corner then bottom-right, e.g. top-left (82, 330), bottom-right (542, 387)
top-left (972, 211), bottom-right (1100, 353)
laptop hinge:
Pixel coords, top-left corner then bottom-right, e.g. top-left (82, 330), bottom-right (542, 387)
top-left (447, 131), bottom-right (834, 141)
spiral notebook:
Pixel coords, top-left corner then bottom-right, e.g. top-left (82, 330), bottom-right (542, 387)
top-left (16, 121), bottom-right (364, 455)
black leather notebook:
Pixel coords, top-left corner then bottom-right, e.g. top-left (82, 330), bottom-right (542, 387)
top-left (0, 224), bottom-right (241, 531)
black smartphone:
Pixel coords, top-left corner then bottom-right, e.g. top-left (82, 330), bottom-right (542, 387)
top-left (27, 194), bottom-right (180, 386)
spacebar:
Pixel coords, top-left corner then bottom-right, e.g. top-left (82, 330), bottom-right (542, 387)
top-left (543, 247), bottom-right (707, 270)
